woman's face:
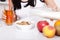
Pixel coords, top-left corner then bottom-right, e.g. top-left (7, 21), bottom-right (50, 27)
top-left (21, 0), bottom-right (28, 2)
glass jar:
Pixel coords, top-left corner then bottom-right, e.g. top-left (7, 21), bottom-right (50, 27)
top-left (2, 9), bottom-right (17, 25)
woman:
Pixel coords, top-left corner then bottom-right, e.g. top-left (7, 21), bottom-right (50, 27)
top-left (12, 0), bottom-right (58, 11)
top-left (2, 0), bottom-right (59, 20)
top-left (12, 0), bottom-right (36, 10)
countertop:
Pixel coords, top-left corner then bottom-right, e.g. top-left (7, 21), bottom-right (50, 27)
top-left (0, 16), bottom-right (60, 40)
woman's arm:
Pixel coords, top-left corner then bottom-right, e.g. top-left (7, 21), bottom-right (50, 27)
top-left (40, 0), bottom-right (59, 11)
top-left (10, 0), bottom-right (14, 10)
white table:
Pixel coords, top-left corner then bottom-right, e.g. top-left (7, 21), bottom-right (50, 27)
top-left (0, 16), bottom-right (60, 40)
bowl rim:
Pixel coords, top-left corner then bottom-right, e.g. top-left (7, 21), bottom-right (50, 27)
top-left (15, 19), bottom-right (34, 26)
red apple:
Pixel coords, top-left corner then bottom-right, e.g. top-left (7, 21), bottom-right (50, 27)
top-left (37, 21), bottom-right (49, 32)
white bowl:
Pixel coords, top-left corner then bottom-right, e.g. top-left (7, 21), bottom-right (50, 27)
top-left (15, 19), bottom-right (34, 30)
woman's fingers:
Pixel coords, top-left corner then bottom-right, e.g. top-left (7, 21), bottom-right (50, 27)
top-left (2, 14), bottom-right (6, 20)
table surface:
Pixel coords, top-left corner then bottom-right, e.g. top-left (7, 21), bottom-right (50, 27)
top-left (0, 0), bottom-right (60, 39)
top-left (0, 16), bottom-right (60, 40)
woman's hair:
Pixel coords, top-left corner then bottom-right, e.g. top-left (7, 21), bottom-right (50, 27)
top-left (40, 0), bottom-right (45, 2)
top-left (24, 0), bottom-right (36, 7)
top-left (12, 0), bottom-right (21, 10)
top-left (12, 0), bottom-right (36, 10)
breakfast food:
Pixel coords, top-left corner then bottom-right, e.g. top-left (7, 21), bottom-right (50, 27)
top-left (17, 21), bottom-right (30, 25)
top-left (37, 21), bottom-right (49, 32)
top-left (43, 25), bottom-right (56, 38)
top-left (5, 10), bottom-right (13, 25)
top-left (2, 10), bottom-right (17, 25)
top-left (54, 20), bottom-right (60, 36)
top-left (15, 20), bottom-right (34, 30)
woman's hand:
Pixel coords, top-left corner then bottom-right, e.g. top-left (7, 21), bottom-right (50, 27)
top-left (2, 13), bottom-right (6, 22)
top-left (44, 0), bottom-right (60, 11)
top-left (2, 11), bottom-right (17, 22)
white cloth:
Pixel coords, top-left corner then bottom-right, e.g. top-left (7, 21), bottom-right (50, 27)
top-left (15, 0), bottom-right (44, 19)
top-left (35, 0), bottom-right (44, 7)
top-left (15, 0), bottom-right (60, 19)
top-left (15, 2), bottom-right (30, 19)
